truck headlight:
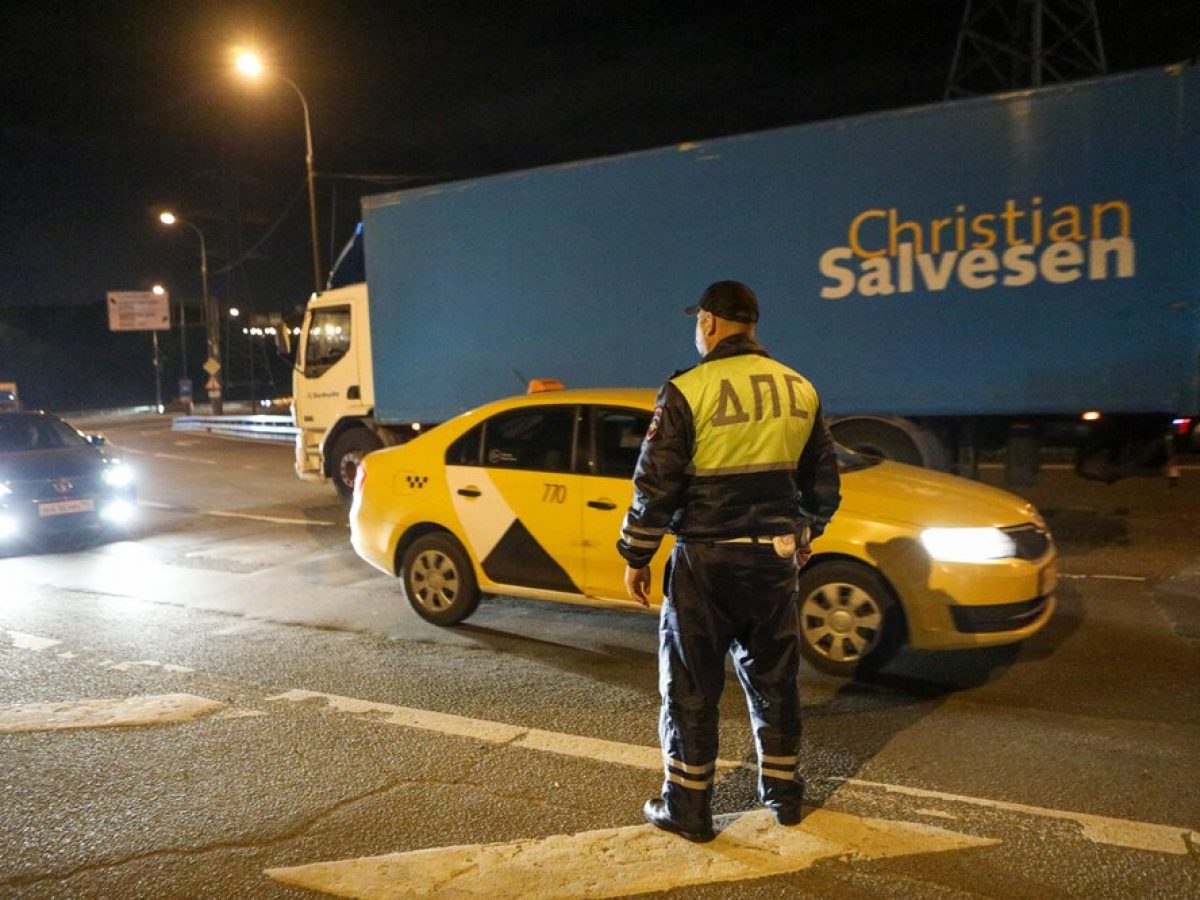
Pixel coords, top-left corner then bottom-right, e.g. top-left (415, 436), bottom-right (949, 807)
top-left (103, 463), bottom-right (135, 488)
top-left (920, 527), bottom-right (1016, 563)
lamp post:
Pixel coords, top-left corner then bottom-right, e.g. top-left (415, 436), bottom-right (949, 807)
top-left (159, 211), bottom-right (222, 415)
top-left (236, 51), bottom-right (323, 293)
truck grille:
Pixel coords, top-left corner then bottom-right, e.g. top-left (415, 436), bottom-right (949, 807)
top-left (1002, 525), bottom-right (1052, 560)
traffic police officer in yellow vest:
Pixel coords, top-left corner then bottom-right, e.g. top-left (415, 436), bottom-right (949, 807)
top-left (618, 280), bottom-right (841, 842)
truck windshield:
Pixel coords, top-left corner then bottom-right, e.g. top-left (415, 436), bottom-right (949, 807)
top-left (303, 307), bottom-right (352, 378)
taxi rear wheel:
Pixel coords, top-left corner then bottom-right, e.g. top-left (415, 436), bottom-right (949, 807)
top-left (401, 533), bottom-right (481, 625)
top-left (796, 561), bottom-right (903, 678)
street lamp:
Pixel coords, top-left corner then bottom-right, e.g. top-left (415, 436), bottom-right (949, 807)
top-left (235, 50), bottom-right (323, 293)
top-left (159, 210), bottom-right (222, 415)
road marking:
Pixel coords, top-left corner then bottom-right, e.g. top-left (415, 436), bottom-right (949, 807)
top-left (153, 452), bottom-right (219, 465)
top-left (1059, 573), bottom-right (1148, 583)
top-left (837, 778), bottom-right (1199, 856)
top-left (266, 807), bottom-right (998, 899)
top-left (5, 631), bottom-right (62, 651)
top-left (267, 689), bottom-right (736, 772)
top-left (132, 500), bottom-right (338, 527)
top-left (0, 693), bottom-right (226, 734)
top-left (202, 510), bottom-right (339, 527)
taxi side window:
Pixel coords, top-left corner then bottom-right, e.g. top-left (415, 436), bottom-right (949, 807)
top-left (591, 407), bottom-right (652, 479)
top-left (445, 424), bottom-right (483, 466)
top-left (481, 407), bottom-right (575, 473)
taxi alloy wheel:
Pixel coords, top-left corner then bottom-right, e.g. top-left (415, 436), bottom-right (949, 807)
top-left (401, 533), bottom-right (481, 625)
top-left (797, 561), bottom-right (902, 678)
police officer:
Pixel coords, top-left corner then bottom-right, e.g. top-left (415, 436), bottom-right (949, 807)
top-left (618, 280), bottom-right (841, 842)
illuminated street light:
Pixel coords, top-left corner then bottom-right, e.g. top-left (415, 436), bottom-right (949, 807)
top-left (159, 210), bottom-right (222, 415)
top-left (151, 284), bottom-right (165, 296)
top-left (229, 307), bottom-right (240, 318)
top-left (234, 50), bottom-right (323, 293)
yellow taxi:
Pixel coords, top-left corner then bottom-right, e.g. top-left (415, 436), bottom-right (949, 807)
top-left (350, 386), bottom-right (1057, 677)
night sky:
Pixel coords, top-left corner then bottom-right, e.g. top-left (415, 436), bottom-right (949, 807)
top-left (0, 1), bottom-right (1196, 407)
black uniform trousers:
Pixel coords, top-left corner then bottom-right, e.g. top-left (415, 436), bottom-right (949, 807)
top-left (658, 540), bottom-right (804, 828)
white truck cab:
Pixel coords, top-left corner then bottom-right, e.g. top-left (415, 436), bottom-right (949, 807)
top-left (293, 284), bottom-right (381, 501)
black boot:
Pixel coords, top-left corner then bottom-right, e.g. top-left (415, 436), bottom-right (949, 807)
top-left (642, 798), bottom-right (716, 843)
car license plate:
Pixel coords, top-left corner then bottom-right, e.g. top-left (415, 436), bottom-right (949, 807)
top-left (38, 498), bottom-right (95, 517)
top-left (1038, 560), bottom-right (1058, 596)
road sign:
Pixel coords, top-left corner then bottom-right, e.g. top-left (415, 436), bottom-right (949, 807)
top-left (202, 357), bottom-right (221, 376)
top-left (205, 375), bottom-right (222, 392)
top-left (106, 291), bottom-right (170, 332)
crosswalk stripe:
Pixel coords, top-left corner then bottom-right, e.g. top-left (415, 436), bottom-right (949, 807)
top-left (266, 689), bottom-right (741, 773)
top-left (5, 631), bottom-right (62, 651)
top-left (0, 693), bottom-right (226, 734)
top-left (266, 807), bottom-right (999, 898)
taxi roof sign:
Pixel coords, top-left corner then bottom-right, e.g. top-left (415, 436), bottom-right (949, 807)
top-left (527, 379), bottom-right (566, 394)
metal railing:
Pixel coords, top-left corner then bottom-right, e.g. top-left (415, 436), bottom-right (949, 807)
top-left (173, 414), bottom-right (298, 444)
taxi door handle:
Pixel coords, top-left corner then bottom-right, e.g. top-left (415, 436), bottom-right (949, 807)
top-left (457, 487), bottom-right (482, 498)
top-left (587, 499), bottom-right (617, 510)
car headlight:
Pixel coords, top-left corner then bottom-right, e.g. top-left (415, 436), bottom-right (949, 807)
top-left (103, 463), bottom-right (135, 488)
top-left (920, 527), bottom-right (1017, 563)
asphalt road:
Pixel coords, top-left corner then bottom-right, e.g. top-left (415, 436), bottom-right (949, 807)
top-left (1, 416), bottom-right (1197, 898)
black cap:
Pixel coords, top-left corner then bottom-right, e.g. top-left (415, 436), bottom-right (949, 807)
top-left (684, 280), bottom-right (760, 324)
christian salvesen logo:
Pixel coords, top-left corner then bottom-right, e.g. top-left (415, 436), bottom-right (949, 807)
top-left (818, 196), bottom-right (1135, 300)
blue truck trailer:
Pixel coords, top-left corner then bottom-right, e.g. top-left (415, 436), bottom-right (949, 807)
top-left (293, 63), bottom-right (1199, 500)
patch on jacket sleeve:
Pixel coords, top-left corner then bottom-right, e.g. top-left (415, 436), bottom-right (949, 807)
top-left (645, 406), bottom-right (663, 441)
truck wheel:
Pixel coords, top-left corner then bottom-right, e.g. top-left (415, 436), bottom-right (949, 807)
top-left (830, 420), bottom-right (923, 465)
top-left (330, 428), bottom-right (382, 505)
top-left (401, 533), bottom-right (482, 626)
top-left (797, 561), bottom-right (903, 678)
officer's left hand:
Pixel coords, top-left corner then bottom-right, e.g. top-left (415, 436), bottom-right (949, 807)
top-left (625, 565), bottom-right (651, 606)
top-left (795, 543), bottom-right (813, 570)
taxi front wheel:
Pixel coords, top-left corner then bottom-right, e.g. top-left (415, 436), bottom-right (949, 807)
top-left (400, 533), bottom-right (482, 625)
top-left (796, 561), bottom-right (903, 678)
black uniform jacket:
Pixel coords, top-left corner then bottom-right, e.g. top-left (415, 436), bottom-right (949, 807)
top-left (617, 334), bottom-right (841, 570)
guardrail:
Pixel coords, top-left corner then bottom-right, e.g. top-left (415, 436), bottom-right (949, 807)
top-left (173, 415), bottom-right (299, 444)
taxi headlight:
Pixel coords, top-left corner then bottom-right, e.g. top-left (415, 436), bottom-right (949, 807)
top-left (103, 464), bottom-right (135, 489)
top-left (920, 527), bottom-right (1016, 563)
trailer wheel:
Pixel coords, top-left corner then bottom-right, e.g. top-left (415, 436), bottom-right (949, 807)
top-left (831, 419), bottom-right (923, 466)
top-left (400, 533), bottom-right (482, 625)
top-left (797, 561), bottom-right (904, 678)
top-left (330, 428), bottom-right (382, 505)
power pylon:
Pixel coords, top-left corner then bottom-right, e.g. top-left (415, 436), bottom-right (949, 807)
top-left (945, 0), bottom-right (1107, 99)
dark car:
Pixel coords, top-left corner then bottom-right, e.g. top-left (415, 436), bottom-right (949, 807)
top-left (0, 411), bottom-right (136, 545)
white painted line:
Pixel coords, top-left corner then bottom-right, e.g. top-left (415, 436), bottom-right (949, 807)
top-left (6, 631), bottom-right (62, 652)
top-left (153, 452), bottom-right (218, 465)
top-left (139, 500), bottom-right (173, 510)
top-left (1058, 573), bottom-right (1147, 583)
top-left (267, 689), bottom-right (740, 773)
top-left (202, 510), bottom-right (339, 527)
top-left (0, 693), bottom-right (226, 734)
top-left (266, 807), bottom-right (997, 899)
top-left (837, 778), bottom-right (1198, 856)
